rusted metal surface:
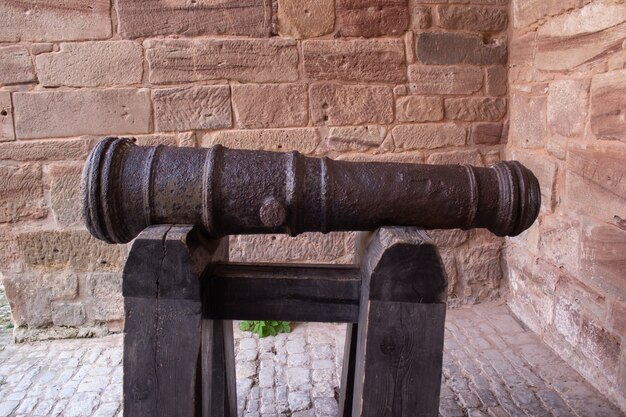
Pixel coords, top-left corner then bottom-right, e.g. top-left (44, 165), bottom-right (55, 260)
top-left (82, 137), bottom-right (540, 244)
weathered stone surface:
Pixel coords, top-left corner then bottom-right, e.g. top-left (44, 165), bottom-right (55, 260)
top-left (590, 69), bottom-right (626, 142)
top-left (130, 134), bottom-right (178, 147)
top-left (336, 0), bottom-right (409, 37)
top-left (408, 65), bottom-right (483, 95)
top-left (554, 297), bottom-right (581, 345)
top-left (232, 84), bottom-right (308, 129)
top-left (153, 85), bottom-right (231, 132)
top-left (204, 129), bottom-right (320, 154)
top-left (0, 46), bottom-right (35, 85)
top-left (437, 6), bottom-right (508, 32)
top-left (310, 83), bottom-right (393, 126)
top-left (555, 269), bottom-right (608, 324)
top-left (0, 138), bottom-right (94, 161)
top-left (50, 164), bottom-right (83, 227)
top-left (410, 6), bottom-right (431, 30)
top-left (486, 66), bottom-right (507, 96)
top-left (0, 91), bottom-right (14, 142)
top-left (303, 39), bottom-right (406, 83)
top-left (456, 241), bottom-right (503, 302)
top-left (548, 79), bottom-right (590, 138)
top-left (416, 32), bottom-right (507, 65)
top-left (86, 273), bottom-right (123, 321)
top-left (324, 126), bottom-right (386, 152)
top-left (509, 93), bottom-right (547, 149)
top-left (117, 0), bottom-right (271, 38)
top-left (471, 123), bottom-right (503, 145)
top-left (0, 164), bottom-right (45, 223)
top-left (512, 150), bottom-right (557, 213)
top-left (567, 143), bottom-right (626, 201)
top-left (539, 215), bottom-right (580, 273)
top-left (0, 0), bottom-right (111, 42)
top-left (392, 123), bottom-right (466, 151)
top-left (13, 89), bottom-right (151, 139)
top-left (0, 227), bottom-right (19, 271)
top-left (51, 301), bottom-right (86, 327)
top-left (427, 229), bottom-right (469, 248)
top-left (535, 22), bottom-right (626, 72)
top-left (278, 0), bottom-right (335, 38)
top-left (396, 96), bottom-right (444, 122)
top-left (427, 149), bottom-right (483, 166)
top-left (445, 98), bottom-right (506, 121)
top-left (512, 0), bottom-right (589, 29)
top-left (35, 41), bottom-right (143, 87)
top-left (177, 132), bottom-right (197, 148)
top-left (564, 171), bottom-right (626, 226)
top-left (146, 38), bottom-right (299, 84)
top-left (229, 232), bottom-right (356, 264)
top-left (17, 230), bottom-right (127, 272)
top-left (3, 272), bottom-right (78, 327)
top-left (580, 317), bottom-right (621, 379)
top-left (538, 1), bottom-right (626, 38)
top-left (336, 151), bottom-right (425, 163)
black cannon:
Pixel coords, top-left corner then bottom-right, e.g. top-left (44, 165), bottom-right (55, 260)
top-left (83, 137), bottom-right (539, 244)
top-left (82, 137), bottom-right (540, 417)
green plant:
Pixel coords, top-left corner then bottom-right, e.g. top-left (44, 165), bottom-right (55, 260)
top-left (239, 320), bottom-right (291, 338)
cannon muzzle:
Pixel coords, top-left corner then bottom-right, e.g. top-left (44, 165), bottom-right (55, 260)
top-left (82, 137), bottom-right (540, 244)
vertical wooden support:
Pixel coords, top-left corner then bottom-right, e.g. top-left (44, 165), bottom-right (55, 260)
top-left (352, 227), bottom-right (448, 417)
top-left (123, 225), bottom-right (235, 417)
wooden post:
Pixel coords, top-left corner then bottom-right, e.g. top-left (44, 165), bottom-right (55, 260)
top-left (123, 225), bottom-right (235, 417)
top-left (351, 227), bottom-right (448, 417)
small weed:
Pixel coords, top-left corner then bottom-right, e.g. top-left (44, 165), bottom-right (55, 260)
top-left (239, 320), bottom-right (291, 338)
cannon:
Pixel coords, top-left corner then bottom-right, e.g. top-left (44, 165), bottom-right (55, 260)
top-left (83, 137), bottom-right (540, 244)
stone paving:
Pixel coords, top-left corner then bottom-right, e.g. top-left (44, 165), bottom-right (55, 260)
top-left (0, 302), bottom-right (623, 417)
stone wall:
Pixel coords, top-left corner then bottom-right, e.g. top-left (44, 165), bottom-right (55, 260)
top-left (506, 0), bottom-right (626, 411)
top-left (0, 0), bottom-right (509, 341)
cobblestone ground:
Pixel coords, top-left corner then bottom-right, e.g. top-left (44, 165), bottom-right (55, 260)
top-left (0, 302), bottom-right (623, 417)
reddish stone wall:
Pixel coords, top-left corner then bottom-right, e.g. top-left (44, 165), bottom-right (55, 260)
top-left (0, 0), bottom-right (509, 340)
top-left (507, 0), bottom-right (626, 411)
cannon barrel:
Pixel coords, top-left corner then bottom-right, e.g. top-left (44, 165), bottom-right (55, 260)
top-left (82, 137), bottom-right (540, 244)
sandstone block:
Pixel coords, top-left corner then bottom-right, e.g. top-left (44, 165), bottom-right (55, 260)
top-left (580, 317), bottom-right (621, 380)
top-left (13, 89), bottom-right (151, 139)
top-left (336, 0), bottom-right (409, 37)
top-left (580, 220), bottom-right (626, 301)
top-left (416, 32), bottom-right (507, 65)
top-left (427, 229), bottom-right (469, 248)
top-left (396, 96), bottom-right (443, 123)
top-left (564, 171), bottom-right (626, 226)
top-left (408, 65), bottom-right (483, 95)
top-left (17, 230), bottom-right (127, 272)
top-left (392, 123), bottom-right (466, 151)
top-left (0, 138), bottom-right (94, 161)
top-left (117, 0), bottom-right (271, 38)
top-left (336, 151), bottom-right (425, 163)
top-left (303, 39), bottom-right (406, 83)
top-left (129, 134), bottom-right (178, 147)
top-left (51, 301), bottom-right (86, 327)
top-left (177, 132), bottom-right (197, 148)
top-left (437, 6), bottom-right (508, 32)
top-left (511, 150), bottom-right (557, 213)
top-left (0, 227), bottom-right (20, 271)
top-left (548, 79), bottom-right (590, 138)
top-left (0, 0), bottom-right (111, 42)
top-left (86, 273), bottom-right (124, 321)
top-left (535, 22), bottom-right (626, 72)
top-left (609, 300), bottom-right (626, 337)
top-left (146, 38), bottom-right (299, 84)
top-left (554, 297), bottom-right (581, 345)
top-left (0, 91), bottom-right (14, 142)
top-left (310, 83), bottom-right (393, 126)
top-left (50, 164), bottom-right (83, 227)
top-left (486, 66), bottom-right (507, 96)
top-left (471, 123), bottom-right (503, 145)
top-left (0, 46), bottom-right (35, 85)
top-left (512, 0), bottom-right (584, 29)
top-left (555, 271), bottom-right (607, 323)
top-left (324, 126), bottom-right (386, 152)
top-left (590, 70), bottom-right (626, 142)
top-left (445, 97), bottom-right (506, 121)
top-left (232, 84), bottom-right (308, 129)
top-left (567, 143), bottom-right (626, 201)
top-left (456, 242), bottom-right (503, 303)
top-left (509, 93), bottom-right (547, 149)
top-left (410, 6), bottom-right (432, 30)
top-left (278, 0), bottom-right (335, 38)
top-left (0, 164), bottom-right (45, 223)
top-left (153, 85), bottom-right (231, 132)
top-left (36, 41), bottom-right (143, 87)
top-left (538, 1), bottom-right (626, 39)
top-left (229, 232), bottom-right (356, 264)
top-left (3, 272), bottom-right (78, 327)
top-left (204, 128), bottom-right (320, 154)
top-left (427, 149), bottom-right (483, 166)
top-left (539, 215), bottom-right (580, 273)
